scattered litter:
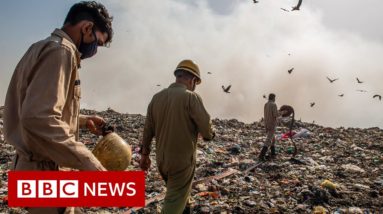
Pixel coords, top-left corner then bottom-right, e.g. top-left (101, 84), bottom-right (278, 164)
top-left (0, 108), bottom-right (382, 213)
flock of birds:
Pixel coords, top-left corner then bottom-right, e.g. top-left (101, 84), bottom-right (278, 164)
top-left (155, 65), bottom-right (381, 113)
top-left (219, 68), bottom-right (382, 108)
top-left (156, 0), bottom-right (382, 109)
top-left (321, 75), bottom-right (381, 102)
top-left (300, 71), bottom-right (380, 107)
top-left (219, 0), bottom-right (383, 107)
top-left (157, 1), bottom-right (305, 95)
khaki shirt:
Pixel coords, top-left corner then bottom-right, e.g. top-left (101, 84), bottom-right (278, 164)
top-left (3, 29), bottom-right (104, 171)
top-left (264, 100), bottom-right (278, 130)
top-left (142, 83), bottom-right (214, 171)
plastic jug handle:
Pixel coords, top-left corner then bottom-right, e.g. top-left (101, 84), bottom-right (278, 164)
top-left (102, 124), bottom-right (115, 136)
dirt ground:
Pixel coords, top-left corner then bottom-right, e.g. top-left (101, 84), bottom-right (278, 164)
top-left (0, 108), bottom-right (382, 213)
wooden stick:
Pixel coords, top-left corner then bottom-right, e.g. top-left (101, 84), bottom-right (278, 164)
top-left (124, 168), bottom-right (240, 213)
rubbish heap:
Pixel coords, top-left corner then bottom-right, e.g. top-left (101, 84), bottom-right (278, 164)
top-left (0, 108), bottom-right (382, 213)
top-left (0, 106), bottom-right (4, 144)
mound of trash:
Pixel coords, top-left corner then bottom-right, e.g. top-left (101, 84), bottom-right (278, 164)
top-left (0, 108), bottom-right (382, 213)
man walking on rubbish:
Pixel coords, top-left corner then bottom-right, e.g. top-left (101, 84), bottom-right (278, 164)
top-left (3, 1), bottom-right (113, 213)
top-left (259, 93), bottom-right (282, 161)
top-left (139, 59), bottom-right (215, 214)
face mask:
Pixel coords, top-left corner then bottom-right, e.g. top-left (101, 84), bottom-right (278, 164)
top-left (79, 29), bottom-right (98, 59)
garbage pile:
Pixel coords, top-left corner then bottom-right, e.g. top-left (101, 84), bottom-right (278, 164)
top-left (0, 108), bottom-right (382, 213)
top-left (0, 106), bottom-right (4, 143)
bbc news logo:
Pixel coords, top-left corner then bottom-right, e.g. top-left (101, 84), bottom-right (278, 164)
top-left (17, 180), bottom-right (136, 198)
top-left (8, 171), bottom-right (145, 207)
top-left (17, 180), bottom-right (79, 198)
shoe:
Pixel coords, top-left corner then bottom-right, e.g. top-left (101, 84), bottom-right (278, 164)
top-left (270, 146), bottom-right (276, 158)
top-left (182, 205), bottom-right (191, 214)
top-left (258, 146), bottom-right (268, 161)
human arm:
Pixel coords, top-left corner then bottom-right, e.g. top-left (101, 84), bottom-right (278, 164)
top-left (20, 46), bottom-right (105, 171)
top-left (189, 93), bottom-right (215, 141)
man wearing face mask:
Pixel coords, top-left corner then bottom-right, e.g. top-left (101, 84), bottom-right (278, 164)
top-left (3, 2), bottom-right (113, 213)
top-left (139, 59), bottom-right (215, 214)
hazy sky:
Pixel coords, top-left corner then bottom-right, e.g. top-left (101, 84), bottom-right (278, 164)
top-left (1, 0), bottom-right (383, 128)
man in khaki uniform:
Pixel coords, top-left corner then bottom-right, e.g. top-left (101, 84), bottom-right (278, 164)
top-left (139, 60), bottom-right (215, 214)
top-left (259, 93), bottom-right (280, 161)
top-left (3, 2), bottom-right (113, 213)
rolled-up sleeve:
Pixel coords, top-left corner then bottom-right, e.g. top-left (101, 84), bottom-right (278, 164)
top-left (189, 93), bottom-right (214, 141)
top-left (20, 46), bottom-right (105, 171)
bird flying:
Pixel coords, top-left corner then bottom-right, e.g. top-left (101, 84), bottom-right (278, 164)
top-left (356, 89), bottom-right (367, 93)
top-left (310, 102), bottom-right (315, 107)
top-left (292, 0), bottom-right (303, 10)
top-left (207, 72), bottom-right (212, 74)
top-left (326, 77), bottom-right (339, 83)
top-left (253, 0), bottom-right (259, 3)
top-left (222, 85), bottom-right (232, 93)
top-left (356, 78), bottom-right (363, 84)
top-left (373, 94), bottom-right (382, 100)
top-left (338, 94), bottom-right (344, 97)
top-left (263, 94), bottom-right (267, 99)
top-left (280, 8), bottom-right (289, 12)
top-left (288, 68), bottom-right (294, 74)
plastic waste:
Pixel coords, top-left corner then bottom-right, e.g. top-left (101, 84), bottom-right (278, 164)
top-left (293, 128), bottom-right (311, 139)
top-left (321, 179), bottom-right (337, 191)
top-left (313, 206), bottom-right (327, 214)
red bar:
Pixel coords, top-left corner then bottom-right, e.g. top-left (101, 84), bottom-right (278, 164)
top-left (8, 171), bottom-right (145, 207)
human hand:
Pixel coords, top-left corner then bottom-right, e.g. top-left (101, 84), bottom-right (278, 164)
top-left (139, 155), bottom-right (151, 171)
top-left (86, 115), bottom-right (106, 136)
top-left (203, 131), bottom-right (216, 141)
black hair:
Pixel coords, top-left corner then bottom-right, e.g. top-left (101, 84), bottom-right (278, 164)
top-left (269, 93), bottom-right (276, 101)
top-left (175, 69), bottom-right (195, 80)
top-left (64, 1), bottom-right (113, 44)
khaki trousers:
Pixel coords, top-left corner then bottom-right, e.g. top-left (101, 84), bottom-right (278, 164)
top-left (265, 128), bottom-right (276, 147)
top-left (158, 162), bottom-right (195, 214)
